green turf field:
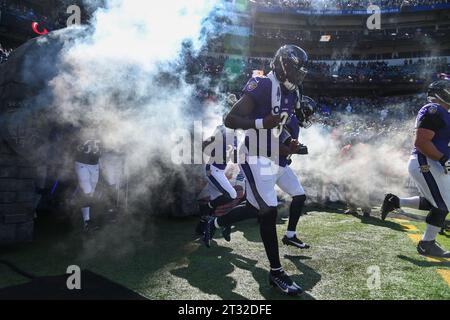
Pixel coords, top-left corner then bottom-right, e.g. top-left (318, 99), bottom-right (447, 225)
top-left (0, 207), bottom-right (449, 300)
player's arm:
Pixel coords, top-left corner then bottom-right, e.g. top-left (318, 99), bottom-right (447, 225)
top-left (202, 136), bottom-right (215, 151)
top-left (415, 128), bottom-right (443, 161)
top-left (279, 134), bottom-right (308, 157)
top-left (415, 112), bottom-right (446, 162)
top-left (224, 94), bottom-right (280, 130)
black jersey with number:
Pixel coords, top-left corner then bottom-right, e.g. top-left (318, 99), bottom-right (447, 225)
top-left (74, 131), bottom-right (102, 165)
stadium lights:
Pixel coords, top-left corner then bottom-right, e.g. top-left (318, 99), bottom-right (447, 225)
top-left (320, 35), bottom-right (332, 42)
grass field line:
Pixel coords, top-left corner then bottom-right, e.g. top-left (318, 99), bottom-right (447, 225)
top-left (394, 218), bottom-right (450, 287)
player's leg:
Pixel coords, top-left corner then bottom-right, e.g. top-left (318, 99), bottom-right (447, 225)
top-left (202, 160), bottom-right (265, 247)
top-left (408, 155), bottom-right (450, 257)
top-left (100, 154), bottom-right (122, 218)
top-left (242, 157), bottom-right (303, 295)
top-left (382, 194), bottom-right (432, 217)
top-left (75, 162), bottom-right (96, 232)
top-left (201, 165), bottom-right (237, 215)
top-left (276, 167), bottom-right (309, 249)
top-left (382, 157), bottom-right (434, 220)
top-left (203, 202), bottom-right (260, 246)
top-left (198, 165), bottom-right (237, 237)
top-left (89, 164), bottom-right (100, 194)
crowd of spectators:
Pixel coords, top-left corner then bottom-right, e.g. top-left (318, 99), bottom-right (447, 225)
top-left (308, 58), bottom-right (448, 82)
top-left (316, 93), bottom-right (422, 121)
top-left (252, 0), bottom-right (450, 10)
top-left (195, 54), bottom-right (449, 86)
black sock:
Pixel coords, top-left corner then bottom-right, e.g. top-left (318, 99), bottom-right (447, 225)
top-left (287, 195), bottom-right (306, 233)
top-left (419, 197), bottom-right (433, 211)
top-left (210, 194), bottom-right (233, 209)
top-left (259, 208), bottom-right (281, 270)
top-left (217, 203), bottom-right (258, 227)
top-left (270, 268), bottom-right (284, 276)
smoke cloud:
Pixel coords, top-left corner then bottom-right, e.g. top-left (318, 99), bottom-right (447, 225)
top-left (36, 0), bottom-right (225, 212)
top-left (287, 110), bottom-right (418, 208)
top-left (2, 0), bottom-right (237, 257)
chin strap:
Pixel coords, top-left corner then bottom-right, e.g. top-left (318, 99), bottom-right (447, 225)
top-left (283, 80), bottom-right (296, 91)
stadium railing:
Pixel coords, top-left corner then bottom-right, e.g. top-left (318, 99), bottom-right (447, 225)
top-left (252, 3), bottom-right (450, 16)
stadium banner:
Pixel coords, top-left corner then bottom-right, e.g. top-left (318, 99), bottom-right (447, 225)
top-left (253, 3), bottom-right (450, 16)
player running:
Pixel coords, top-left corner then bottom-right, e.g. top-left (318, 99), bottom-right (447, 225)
top-left (381, 80), bottom-right (450, 258)
top-left (195, 124), bottom-right (240, 240)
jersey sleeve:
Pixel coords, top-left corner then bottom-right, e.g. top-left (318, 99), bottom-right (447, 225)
top-left (279, 128), bottom-right (292, 145)
top-left (242, 77), bottom-right (266, 103)
top-left (417, 107), bottom-right (445, 132)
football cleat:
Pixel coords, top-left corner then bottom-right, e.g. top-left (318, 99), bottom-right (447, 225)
top-left (282, 235), bottom-right (310, 250)
top-left (269, 270), bottom-right (303, 296)
top-left (417, 240), bottom-right (450, 258)
top-left (344, 206), bottom-right (358, 215)
top-left (203, 216), bottom-right (217, 248)
top-left (381, 194), bottom-right (400, 221)
top-left (222, 225), bottom-right (232, 242)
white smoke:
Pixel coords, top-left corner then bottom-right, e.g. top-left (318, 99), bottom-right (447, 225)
top-left (42, 0), bottom-right (225, 208)
top-left (287, 112), bottom-right (417, 208)
top-left (11, 0), bottom-right (234, 258)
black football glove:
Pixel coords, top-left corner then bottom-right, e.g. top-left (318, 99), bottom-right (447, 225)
top-left (439, 155), bottom-right (450, 174)
top-left (295, 144), bottom-right (309, 155)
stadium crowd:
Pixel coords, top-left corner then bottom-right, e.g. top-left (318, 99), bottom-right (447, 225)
top-left (198, 54), bottom-right (449, 85)
top-left (253, 0), bottom-right (450, 10)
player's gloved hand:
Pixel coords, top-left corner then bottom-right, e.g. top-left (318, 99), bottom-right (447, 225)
top-left (289, 140), bottom-right (309, 155)
top-left (263, 114), bottom-right (281, 129)
top-left (439, 155), bottom-right (450, 174)
top-left (296, 144), bottom-right (309, 155)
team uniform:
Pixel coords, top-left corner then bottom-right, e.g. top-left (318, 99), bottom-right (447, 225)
top-left (277, 116), bottom-right (306, 199)
top-left (204, 45), bottom-right (310, 296)
top-left (100, 151), bottom-right (126, 216)
top-left (196, 125), bottom-right (242, 239)
top-left (205, 125), bottom-right (238, 204)
top-left (74, 131), bottom-right (102, 231)
top-left (240, 74), bottom-right (299, 211)
top-left (409, 103), bottom-right (450, 211)
top-left (381, 79), bottom-right (450, 258)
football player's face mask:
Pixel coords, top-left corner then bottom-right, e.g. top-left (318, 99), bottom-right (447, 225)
top-left (272, 45), bottom-right (309, 92)
top-left (283, 64), bottom-right (308, 92)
